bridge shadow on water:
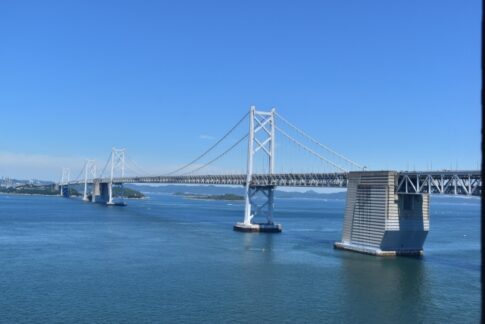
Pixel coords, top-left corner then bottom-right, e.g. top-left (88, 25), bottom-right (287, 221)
top-left (336, 250), bottom-right (428, 322)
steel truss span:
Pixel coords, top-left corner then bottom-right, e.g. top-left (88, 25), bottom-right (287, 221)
top-left (68, 173), bottom-right (349, 188)
top-left (397, 171), bottom-right (481, 196)
top-left (66, 171), bottom-right (481, 196)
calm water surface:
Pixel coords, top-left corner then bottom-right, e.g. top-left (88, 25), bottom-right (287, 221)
top-left (0, 193), bottom-right (480, 323)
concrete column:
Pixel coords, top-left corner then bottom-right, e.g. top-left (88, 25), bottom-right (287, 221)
top-left (335, 171), bottom-right (429, 256)
top-left (91, 182), bottom-right (100, 203)
top-left (92, 182), bottom-right (110, 204)
top-left (94, 182), bottom-right (126, 206)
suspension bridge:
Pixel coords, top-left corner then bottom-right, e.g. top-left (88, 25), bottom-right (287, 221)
top-left (57, 106), bottom-right (481, 256)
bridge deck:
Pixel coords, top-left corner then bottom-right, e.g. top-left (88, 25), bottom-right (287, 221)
top-left (62, 171), bottom-right (481, 196)
top-left (70, 173), bottom-right (349, 187)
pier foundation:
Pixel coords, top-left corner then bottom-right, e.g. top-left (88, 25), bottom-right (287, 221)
top-left (234, 185), bottom-right (282, 233)
top-left (334, 171), bottom-right (429, 256)
top-left (233, 222), bottom-right (282, 233)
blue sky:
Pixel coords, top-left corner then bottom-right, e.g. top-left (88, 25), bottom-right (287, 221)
top-left (0, 0), bottom-right (481, 180)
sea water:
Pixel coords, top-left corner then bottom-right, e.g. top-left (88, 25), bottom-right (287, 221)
top-left (0, 193), bottom-right (480, 323)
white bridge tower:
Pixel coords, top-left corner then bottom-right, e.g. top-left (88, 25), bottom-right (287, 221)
top-left (60, 168), bottom-right (70, 196)
top-left (83, 160), bottom-right (96, 201)
top-left (108, 148), bottom-right (126, 205)
top-left (234, 106), bottom-right (281, 233)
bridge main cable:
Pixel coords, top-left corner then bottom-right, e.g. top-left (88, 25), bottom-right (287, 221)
top-left (180, 133), bottom-right (249, 175)
top-left (164, 111), bottom-right (250, 176)
top-left (275, 126), bottom-right (348, 173)
top-left (98, 151), bottom-right (113, 179)
top-left (275, 112), bottom-right (365, 170)
top-left (69, 163), bottom-right (86, 184)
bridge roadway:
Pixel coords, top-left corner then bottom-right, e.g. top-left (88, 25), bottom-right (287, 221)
top-left (65, 170), bottom-right (482, 196)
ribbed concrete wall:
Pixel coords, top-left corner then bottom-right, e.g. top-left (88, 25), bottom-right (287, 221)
top-left (350, 184), bottom-right (387, 248)
top-left (341, 173), bottom-right (359, 243)
top-left (342, 172), bottom-right (396, 249)
top-left (336, 171), bottom-right (429, 256)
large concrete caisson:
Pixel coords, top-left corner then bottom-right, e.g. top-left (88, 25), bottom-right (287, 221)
top-left (92, 182), bottom-right (110, 204)
top-left (335, 171), bottom-right (429, 256)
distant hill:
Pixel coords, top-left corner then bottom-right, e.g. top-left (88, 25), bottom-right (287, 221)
top-left (126, 184), bottom-right (347, 199)
top-left (68, 184), bottom-right (144, 199)
top-left (0, 184), bottom-right (80, 196)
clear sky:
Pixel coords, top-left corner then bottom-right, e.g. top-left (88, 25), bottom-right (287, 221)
top-left (0, 0), bottom-right (481, 180)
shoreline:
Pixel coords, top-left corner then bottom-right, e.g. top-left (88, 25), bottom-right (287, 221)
top-left (0, 192), bottom-right (144, 200)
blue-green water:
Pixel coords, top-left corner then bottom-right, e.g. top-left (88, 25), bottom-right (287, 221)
top-left (0, 193), bottom-right (480, 323)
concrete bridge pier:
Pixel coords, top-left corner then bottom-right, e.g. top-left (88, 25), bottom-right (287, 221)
top-left (334, 171), bottom-right (429, 256)
top-left (92, 182), bottom-right (126, 206)
top-left (92, 182), bottom-right (110, 204)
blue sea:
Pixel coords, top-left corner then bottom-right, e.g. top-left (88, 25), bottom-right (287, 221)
top-left (0, 192), bottom-right (480, 323)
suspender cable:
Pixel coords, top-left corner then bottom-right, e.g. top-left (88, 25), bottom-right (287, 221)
top-left (181, 133), bottom-right (249, 175)
top-left (275, 112), bottom-right (365, 170)
top-left (276, 126), bottom-right (348, 173)
top-left (164, 111), bottom-right (249, 176)
top-left (99, 151), bottom-right (113, 178)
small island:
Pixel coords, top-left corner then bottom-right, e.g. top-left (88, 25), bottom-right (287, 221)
top-left (174, 192), bottom-right (244, 201)
top-left (0, 184), bottom-right (144, 199)
top-left (0, 184), bottom-right (81, 196)
top-left (113, 187), bottom-right (145, 199)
